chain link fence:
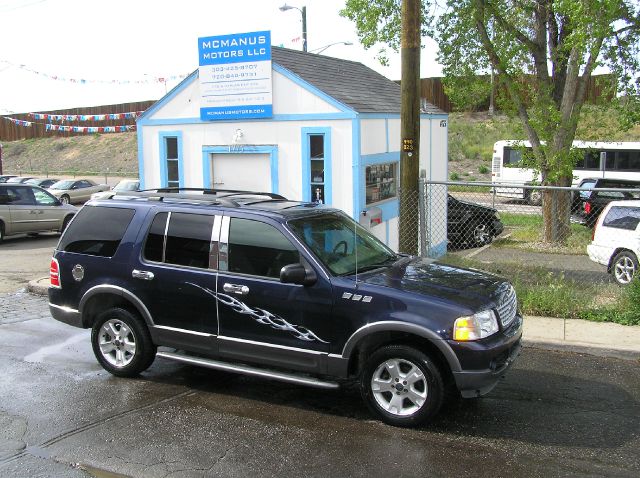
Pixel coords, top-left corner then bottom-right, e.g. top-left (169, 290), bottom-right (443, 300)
top-left (395, 180), bottom-right (640, 321)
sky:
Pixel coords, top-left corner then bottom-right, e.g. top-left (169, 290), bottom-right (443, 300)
top-left (0, 0), bottom-right (443, 115)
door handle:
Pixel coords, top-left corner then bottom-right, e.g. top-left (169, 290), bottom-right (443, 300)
top-left (132, 269), bottom-right (155, 281)
top-left (223, 283), bottom-right (249, 295)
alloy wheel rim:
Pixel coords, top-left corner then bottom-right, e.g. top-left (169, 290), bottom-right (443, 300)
top-left (98, 319), bottom-right (137, 367)
top-left (474, 224), bottom-right (490, 244)
top-left (371, 358), bottom-right (428, 416)
top-left (614, 257), bottom-right (636, 284)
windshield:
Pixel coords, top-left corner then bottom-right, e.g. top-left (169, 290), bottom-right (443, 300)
top-left (114, 180), bottom-right (140, 192)
top-left (50, 180), bottom-right (75, 190)
top-left (288, 211), bottom-right (397, 276)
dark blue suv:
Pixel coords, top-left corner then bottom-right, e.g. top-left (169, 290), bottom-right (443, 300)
top-left (49, 190), bottom-right (522, 427)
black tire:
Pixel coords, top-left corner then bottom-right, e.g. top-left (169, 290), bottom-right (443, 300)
top-left (611, 250), bottom-right (638, 286)
top-left (360, 345), bottom-right (444, 427)
top-left (60, 194), bottom-right (70, 205)
top-left (469, 221), bottom-right (493, 247)
top-left (527, 189), bottom-right (542, 206)
top-left (0, 221), bottom-right (4, 243)
top-left (60, 215), bottom-right (73, 234)
top-left (91, 307), bottom-right (156, 377)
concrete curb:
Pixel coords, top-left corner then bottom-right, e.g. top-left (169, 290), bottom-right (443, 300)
top-left (27, 277), bottom-right (50, 296)
top-left (25, 276), bottom-right (640, 360)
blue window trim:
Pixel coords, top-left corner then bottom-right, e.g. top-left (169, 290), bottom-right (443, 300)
top-left (201, 145), bottom-right (279, 194)
top-left (351, 118), bottom-right (361, 219)
top-left (359, 151), bottom-right (401, 221)
top-left (301, 127), bottom-right (332, 204)
top-left (158, 131), bottom-right (184, 188)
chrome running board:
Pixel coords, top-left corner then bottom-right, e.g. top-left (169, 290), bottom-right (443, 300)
top-left (156, 351), bottom-right (340, 390)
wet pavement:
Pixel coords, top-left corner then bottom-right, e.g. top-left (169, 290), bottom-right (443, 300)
top-left (0, 293), bottom-right (639, 477)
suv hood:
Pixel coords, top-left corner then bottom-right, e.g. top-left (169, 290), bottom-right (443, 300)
top-left (359, 257), bottom-right (504, 311)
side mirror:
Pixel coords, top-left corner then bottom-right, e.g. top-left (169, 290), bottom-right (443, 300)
top-left (280, 263), bottom-right (317, 286)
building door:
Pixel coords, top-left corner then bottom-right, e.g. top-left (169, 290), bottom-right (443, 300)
top-left (210, 153), bottom-right (271, 191)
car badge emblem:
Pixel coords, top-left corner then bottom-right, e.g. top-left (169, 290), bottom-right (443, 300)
top-left (72, 264), bottom-right (85, 282)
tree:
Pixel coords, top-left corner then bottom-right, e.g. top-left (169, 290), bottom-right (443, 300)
top-left (341, 0), bottom-right (640, 243)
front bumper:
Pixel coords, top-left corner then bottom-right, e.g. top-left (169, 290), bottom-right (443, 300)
top-left (450, 315), bottom-right (523, 397)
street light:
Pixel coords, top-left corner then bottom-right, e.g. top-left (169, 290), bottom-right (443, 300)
top-left (279, 3), bottom-right (307, 52)
top-left (309, 41), bottom-right (353, 55)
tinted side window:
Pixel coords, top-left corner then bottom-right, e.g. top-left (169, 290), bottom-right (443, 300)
top-left (59, 206), bottom-right (135, 257)
top-left (143, 212), bottom-right (168, 262)
top-left (164, 213), bottom-right (214, 269)
top-left (603, 207), bottom-right (640, 230)
top-left (228, 218), bottom-right (300, 278)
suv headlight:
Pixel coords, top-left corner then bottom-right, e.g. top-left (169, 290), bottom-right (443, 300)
top-left (453, 310), bottom-right (499, 341)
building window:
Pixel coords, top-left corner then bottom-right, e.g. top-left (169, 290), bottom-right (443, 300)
top-left (366, 163), bottom-right (398, 205)
top-left (163, 136), bottom-right (180, 188)
top-left (309, 134), bottom-right (325, 203)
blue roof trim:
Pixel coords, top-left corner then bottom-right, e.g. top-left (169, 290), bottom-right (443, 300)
top-left (138, 112), bottom-right (354, 127)
top-left (272, 63), bottom-right (356, 115)
top-left (137, 70), bottom-right (199, 122)
top-left (359, 113), bottom-right (449, 120)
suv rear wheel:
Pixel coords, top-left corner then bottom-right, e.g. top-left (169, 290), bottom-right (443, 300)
top-left (360, 345), bottom-right (444, 427)
top-left (611, 250), bottom-right (638, 286)
top-left (91, 308), bottom-right (156, 377)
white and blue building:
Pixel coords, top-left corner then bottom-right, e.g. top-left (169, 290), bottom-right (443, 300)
top-left (136, 46), bottom-right (448, 252)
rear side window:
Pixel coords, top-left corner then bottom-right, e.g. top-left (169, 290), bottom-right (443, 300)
top-left (143, 212), bottom-right (215, 269)
top-left (603, 207), bottom-right (640, 231)
top-left (228, 218), bottom-right (300, 278)
top-left (59, 206), bottom-right (135, 257)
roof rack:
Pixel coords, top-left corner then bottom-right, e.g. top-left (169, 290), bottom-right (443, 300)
top-left (98, 188), bottom-right (290, 208)
top-left (148, 187), bottom-right (287, 201)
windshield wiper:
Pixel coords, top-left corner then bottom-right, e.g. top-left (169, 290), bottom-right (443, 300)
top-left (341, 256), bottom-right (399, 276)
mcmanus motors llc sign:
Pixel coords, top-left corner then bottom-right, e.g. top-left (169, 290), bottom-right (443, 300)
top-left (198, 31), bottom-right (272, 120)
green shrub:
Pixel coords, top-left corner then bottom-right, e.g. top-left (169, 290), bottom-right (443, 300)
top-left (478, 165), bottom-right (489, 174)
top-left (449, 172), bottom-right (460, 180)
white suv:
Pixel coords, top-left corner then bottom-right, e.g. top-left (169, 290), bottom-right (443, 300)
top-left (587, 200), bottom-right (640, 285)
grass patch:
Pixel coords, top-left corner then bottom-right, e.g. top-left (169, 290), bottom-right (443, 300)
top-left (440, 253), bottom-right (637, 325)
top-left (494, 214), bottom-right (591, 255)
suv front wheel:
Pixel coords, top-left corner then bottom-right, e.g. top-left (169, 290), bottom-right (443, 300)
top-left (360, 345), bottom-right (444, 427)
top-left (91, 308), bottom-right (156, 377)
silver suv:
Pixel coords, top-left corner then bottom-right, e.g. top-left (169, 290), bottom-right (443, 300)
top-left (0, 184), bottom-right (77, 242)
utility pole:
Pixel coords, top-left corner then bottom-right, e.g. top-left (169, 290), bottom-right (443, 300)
top-left (302, 6), bottom-right (307, 52)
top-left (398, 0), bottom-right (421, 255)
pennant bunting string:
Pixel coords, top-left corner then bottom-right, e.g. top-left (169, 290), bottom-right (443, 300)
top-left (28, 111), bottom-right (144, 121)
top-left (5, 117), bottom-right (135, 133)
top-left (0, 60), bottom-right (189, 85)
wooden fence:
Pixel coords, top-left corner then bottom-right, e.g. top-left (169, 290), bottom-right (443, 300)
top-left (0, 100), bottom-right (156, 142)
top-left (418, 74), bottom-right (615, 113)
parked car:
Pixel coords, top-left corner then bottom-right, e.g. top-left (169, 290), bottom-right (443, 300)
top-left (90, 179), bottom-right (140, 200)
top-left (573, 178), bottom-right (640, 226)
top-left (6, 176), bottom-right (36, 184)
top-left (49, 189), bottom-right (522, 427)
top-left (0, 184), bottom-right (77, 242)
top-left (26, 178), bottom-right (60, 189)
top-left (0, 175), bottom-right (17, 183)
top-left (447, 194), bottom-right (504, 247)
top-left (587, 200), bottom-right (640, 285)
top-left (48, 179), bottom-right (110, 204)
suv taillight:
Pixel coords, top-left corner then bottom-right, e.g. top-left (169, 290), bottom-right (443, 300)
top-left (584, 202), bottom-right (592, 214)
top-left (50, 258), bottom-right (61, 288)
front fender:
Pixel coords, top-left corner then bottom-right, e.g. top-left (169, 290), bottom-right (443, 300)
top-left (341, 320), bottom-right (462, 373)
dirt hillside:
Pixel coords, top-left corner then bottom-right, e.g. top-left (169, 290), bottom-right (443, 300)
top-left (1, 133), bottom-right (138, 176)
